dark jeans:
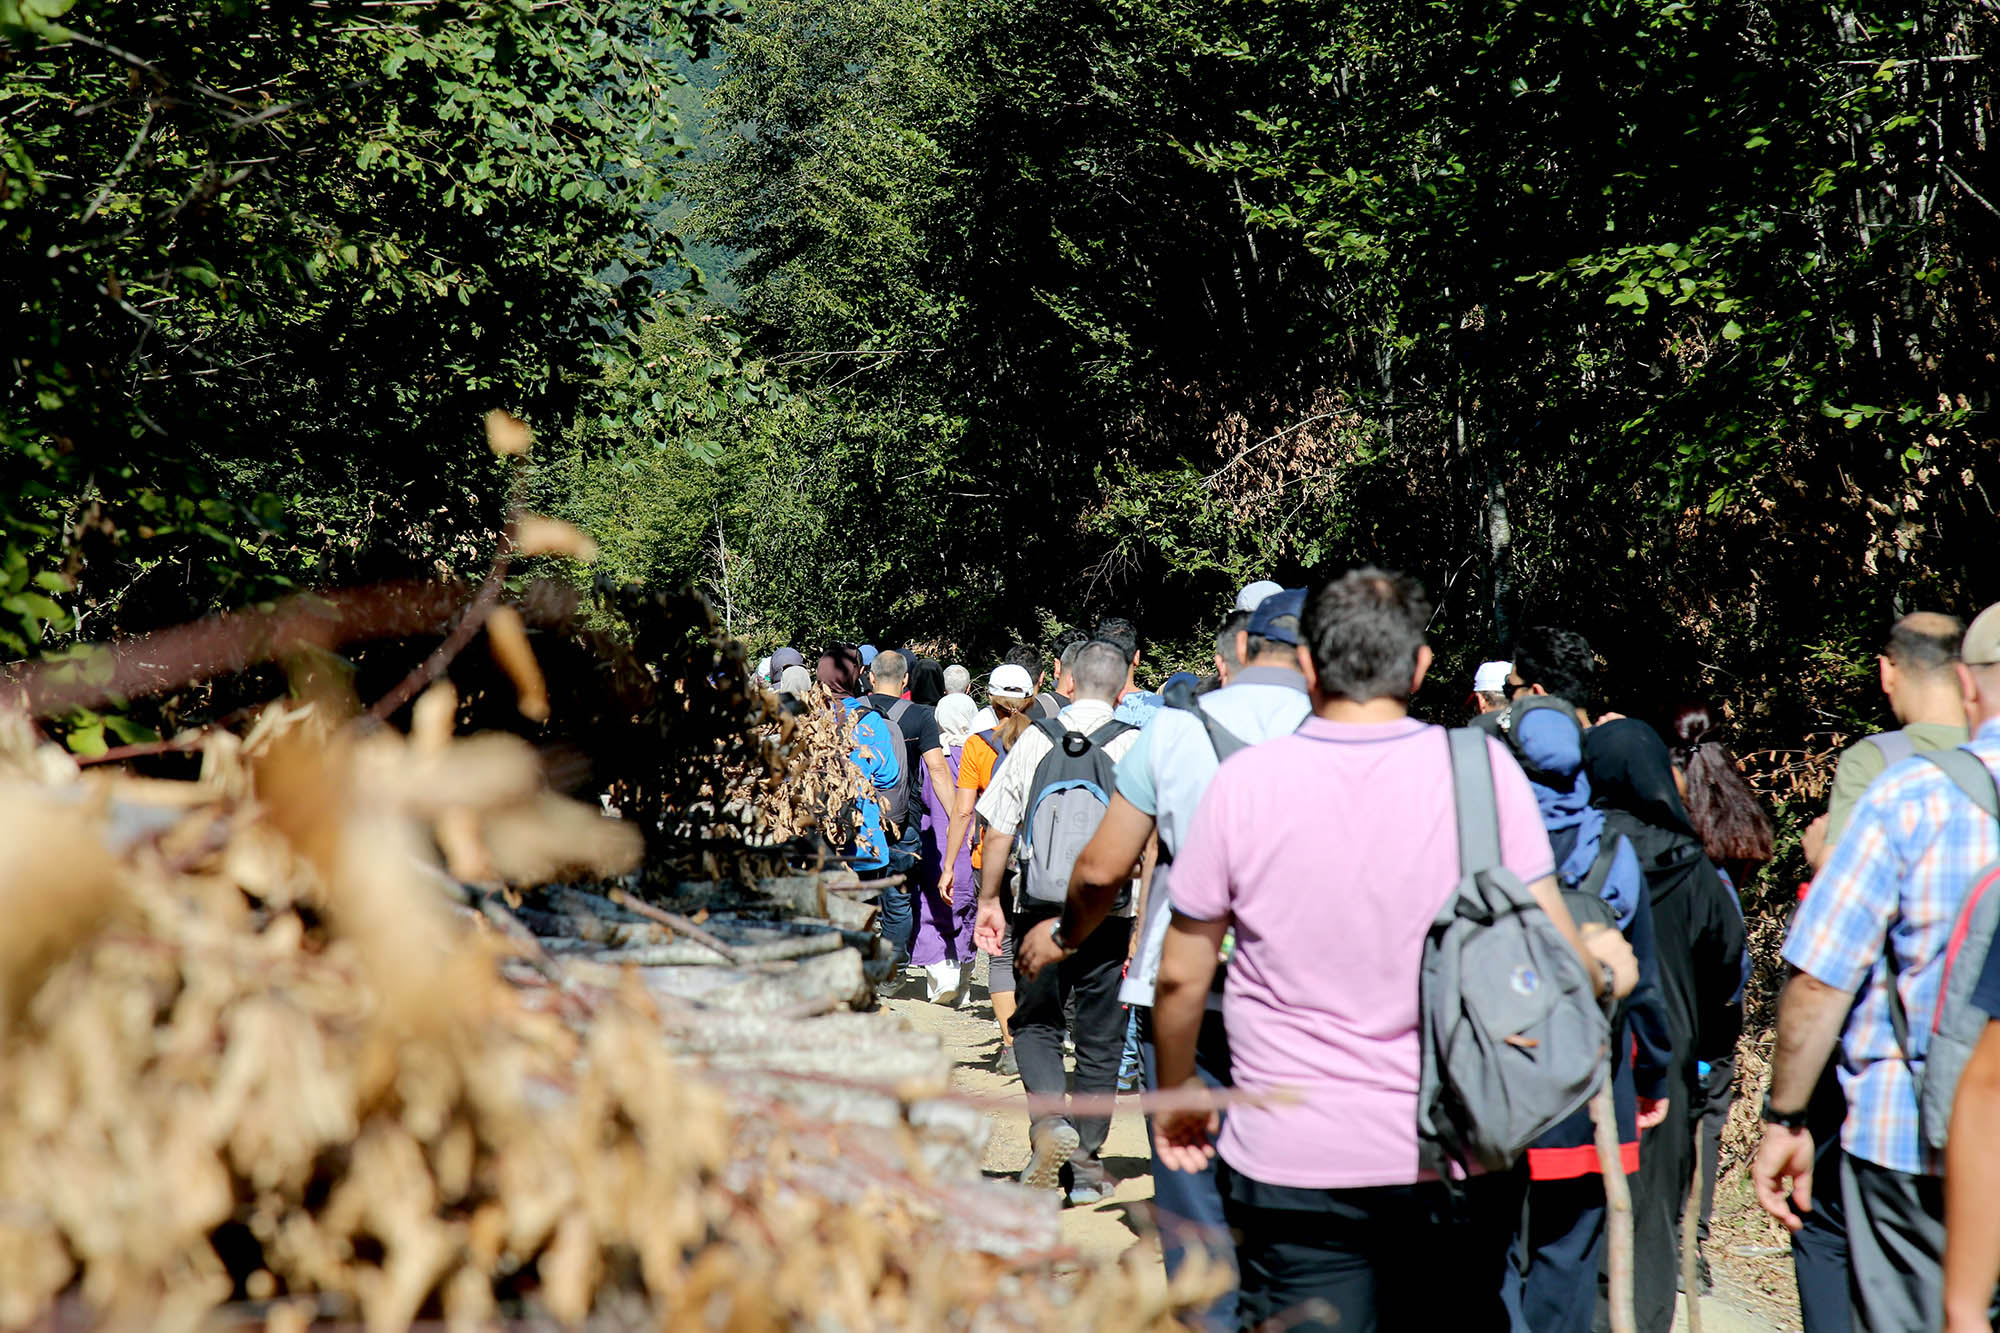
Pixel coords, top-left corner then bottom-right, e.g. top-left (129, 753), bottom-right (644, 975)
top-left (1507, 1175), bottom-right (1605, 1333)
top-left (1221, 1163), bottom-right (1525, 1333)
top-left (878, 820), bottom-right (924, 966)
top-left (1842, 1154), bottom-right (1946, 1333)
top-left (1792, 1069), bottom-right (1849, 1333)
top-left (1009, 909), bottom-right (1130, 1159)
top-left (1695, 1057), bottom-right (1735, 1249)
top-left (1138, 1007), bottom-right (1237, 1333)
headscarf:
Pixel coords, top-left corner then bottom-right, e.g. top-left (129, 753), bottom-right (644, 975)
top-left (1515, 708), bottom-right (1637, 926)
top-left (777, 664), bottom-right (812, 698)
top-left (816, 644), bottom-right (865, 698)
top-left (909, 657), bottom-right (948, 706)
top-left (936, 693), bottom-right (979, 750)
top-left (767, 646), bottom-right (805, 683)
top-left (1584, 718), bottom-right (1699, 840)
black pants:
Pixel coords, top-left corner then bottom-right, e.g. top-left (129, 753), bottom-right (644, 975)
top-left (1792, 1072), bottom-right (1850, 1333)
top-left (1695, 1056), bottom-right (1735, 1251)
top-left (1221, 1163), bottom-right (1524, 1333)
top-left (1622, 1078), bottom-right (1693, 1333)
top-left (1508, 1175), bottom-right (1606, 1333)
top-left (1008, 910), bottom-right (1131, 1159)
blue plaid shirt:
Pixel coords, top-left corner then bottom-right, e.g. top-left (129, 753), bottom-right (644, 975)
top-left (1784, 718), bottom-right (2000, 1174)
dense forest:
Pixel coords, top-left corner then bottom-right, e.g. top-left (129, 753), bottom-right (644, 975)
top-left (3, 1), bottom-right (1996, 813)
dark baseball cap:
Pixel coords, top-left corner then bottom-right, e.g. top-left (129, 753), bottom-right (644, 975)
top-left (1248, 587), bottom-right (1307, 645)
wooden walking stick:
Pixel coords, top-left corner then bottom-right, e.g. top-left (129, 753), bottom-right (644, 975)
top-left (1591, 1062), bottom-right (1637, 1333)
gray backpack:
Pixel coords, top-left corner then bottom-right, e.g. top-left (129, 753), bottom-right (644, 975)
top-left (1017, 718), bottom-right (1133, 907)
top-left (1417, 728), bottom-right (1611, 1174)
top-left (1885, 748), bottom-right (2000, 1152)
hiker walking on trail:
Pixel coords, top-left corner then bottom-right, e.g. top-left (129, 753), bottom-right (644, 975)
top-left (868, 651), bottom-right (965, 997)
top-left (1095, 617), bottom-right (1164, 729)
top-left (1580, 714), bottom-right (1745, 1333)
top-left (1150, 571), bottom-right (1632, 1333)
top-left (1670, 702), bottom-right (1769, 1296)
top-left (1487, 689), bottom-right (1673, 1333)
top-left (813, 645), bottom-right (905, 878)
top-left (940, 663), bottom-right (1038, 1074)
top-left (974, 640), bottom-right (1142, 1201)
top-left (1022, 589), bottom-right (1314, 1330)
top-left (1755, 602), bottom-right (2000, 1333)
top-left (1782, 612), bottom-right (1965, 1332)
top-left (906, 692), bottom-right (981, 1005)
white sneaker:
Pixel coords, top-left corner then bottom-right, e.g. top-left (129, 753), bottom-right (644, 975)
top-left (923, 962), bottom-right (964, 1008)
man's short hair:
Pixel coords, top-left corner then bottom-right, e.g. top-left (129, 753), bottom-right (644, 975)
top-left (870, 648), bottom-right (909, 686)
top-left (1092, 617), bottom-right (1140, 665)
top-left (1052, 627), bottom-right (1089, 671)
top-left (1303, 569), bottom-right (1431, 704)
top-left (1004, 642), bottom-right (1041, 679)
top-left (1215, 610), bottom-right (1253, 670)
top-left (1245, 616), bottom-right (1300, 662)
top-left (1071, 640), bottom-right (1129, 700)
top-left (1511, 626), bottom-right (1598, 716)
top-left (1884, 612), bottom-right (1963, 674)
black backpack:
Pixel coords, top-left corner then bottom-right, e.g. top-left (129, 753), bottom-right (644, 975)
top-left (883, 697), bottom-right (929, 815)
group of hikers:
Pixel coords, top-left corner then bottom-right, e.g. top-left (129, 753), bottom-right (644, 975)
top-left (753, 575), bottom-right (2000, 1333)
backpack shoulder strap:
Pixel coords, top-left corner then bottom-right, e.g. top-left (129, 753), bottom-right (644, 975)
top-left (1163, 677), bottom-right (1250, 762)
top-left (1920, 749), bottom-right (2000, 820)
top-left (1086, 719), bottom-right (1136, 748)
top-left (976, 727), bottom-right (1006, 757)
top-left (886, 697), bottom-right (912, 725)
top-left (1447, 727), bottom-right (1503, 876)
top-left (1578, 835), bottom-right (1620, 903)
top-left (1867, 729), bottom-right (1917, 770)
top-left (1033, 715), bottom-right (1069, 747)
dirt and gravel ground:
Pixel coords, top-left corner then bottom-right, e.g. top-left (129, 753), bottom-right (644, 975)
top-left (882, 955), bottom-right (1800, 1331)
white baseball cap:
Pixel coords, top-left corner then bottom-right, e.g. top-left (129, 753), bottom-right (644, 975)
top-left (1471, 661), bottom-right (1513, 693)
top-left (1235, 579), bottom-right (1285, 612)
top-left (989, 664), bottom-right (1035, 699)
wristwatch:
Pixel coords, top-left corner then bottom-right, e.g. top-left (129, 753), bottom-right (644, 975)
top-left (1761, 1095), bottom-right (1810, 1131)
top-left (1049, 922), bottom-right (1076, 953)
top-left (1596, 959), bottom-right (1618, 1005)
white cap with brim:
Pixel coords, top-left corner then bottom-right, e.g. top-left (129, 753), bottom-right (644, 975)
top-left (989, 664), bottom-right (1035, 699)
top-left (1235, 579), bottom-right (1285, 613)
top-left (1471, 661), bottom-right (1513, 694)
top-left (1966, 604), bottom-right (2000, 667)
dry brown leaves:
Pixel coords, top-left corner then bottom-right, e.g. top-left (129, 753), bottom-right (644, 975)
top-left (0, 701), bottom-right (1190, 1332)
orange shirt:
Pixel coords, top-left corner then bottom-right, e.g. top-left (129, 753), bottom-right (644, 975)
top-left (958, 732), bottom-right (1001, 869)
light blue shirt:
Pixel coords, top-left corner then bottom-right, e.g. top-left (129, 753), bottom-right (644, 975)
top-left (1116, 666), bottom-right (1312, 1004)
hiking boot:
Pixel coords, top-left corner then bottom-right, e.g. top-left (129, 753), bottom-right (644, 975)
top-left (1020, 1122), bottom-right (1080, 1193)
top-left (1067, 1152), bottom-right (1115, 1206)
top-left (995, 1044), bottom-right (1018, 1077)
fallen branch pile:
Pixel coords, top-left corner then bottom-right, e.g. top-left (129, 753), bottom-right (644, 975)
top-left (0, 696), bottom-right (1197, 1331)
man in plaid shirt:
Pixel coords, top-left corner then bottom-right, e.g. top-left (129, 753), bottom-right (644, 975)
top-left (1754, 600), bottom-right (2000, 1333)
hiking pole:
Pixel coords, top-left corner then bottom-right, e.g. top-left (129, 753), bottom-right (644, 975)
top-left (1591, 1063), bottom-right (1636, 1333)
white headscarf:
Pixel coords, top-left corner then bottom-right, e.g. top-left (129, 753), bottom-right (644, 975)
top-left (935, 693), bottom-right (979, 750)
top-left (777, 664), bottom-right (813, 698)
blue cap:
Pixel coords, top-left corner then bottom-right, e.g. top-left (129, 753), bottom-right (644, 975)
top-left (1162, 671), bottom-right (1201, 693)
top-left (859, 644), bottom-right (879, 666)
top-left (1247, 587), bottom-right (1307, 645)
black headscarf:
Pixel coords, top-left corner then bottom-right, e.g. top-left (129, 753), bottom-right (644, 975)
top-left (908, 657), bottom-right (947, 706)
top-left (1583, 718), bottom-right (1698, 840)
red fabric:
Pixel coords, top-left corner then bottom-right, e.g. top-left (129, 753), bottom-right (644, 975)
top-left (1526, 1138), bottom-right (1640, 1181)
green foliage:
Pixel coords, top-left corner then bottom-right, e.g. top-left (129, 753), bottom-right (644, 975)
top-left (1, 0), bottom-right (730, 655)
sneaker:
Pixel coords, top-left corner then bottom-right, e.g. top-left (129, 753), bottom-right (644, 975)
top-left (995, 1045), bottom-right (1018, 1077)
top-left (1067, 1152), bottom-right (1115, 1206)
top-left (1020, 1121), bottom-right (1080, 1192)
top-left (1696, 1253), bottom-right (1713, 1295)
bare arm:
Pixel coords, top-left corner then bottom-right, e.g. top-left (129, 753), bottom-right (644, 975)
top-left (922, 746), bottom-right (953, 813)
top-left (973, 829), bottom-right (1014, 956)
top-left (1751, 970), bottom-right (1854, 1229)
top-left (1061, 794), bottom-right (1154, 948)
top-left (938, 784), bottom-right (979, 900)
top-left (1152, 912), bottom-right (1228, 1171)
top-left (1945, 1021), bottom-right (2000, 1332)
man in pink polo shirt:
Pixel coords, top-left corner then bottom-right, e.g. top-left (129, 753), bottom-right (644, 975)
top-left (1153, 568), bottom-right (1630, 1332)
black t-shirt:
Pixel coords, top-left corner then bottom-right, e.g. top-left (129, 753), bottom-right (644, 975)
top-left (866, 693), bottom-right (942, 759)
